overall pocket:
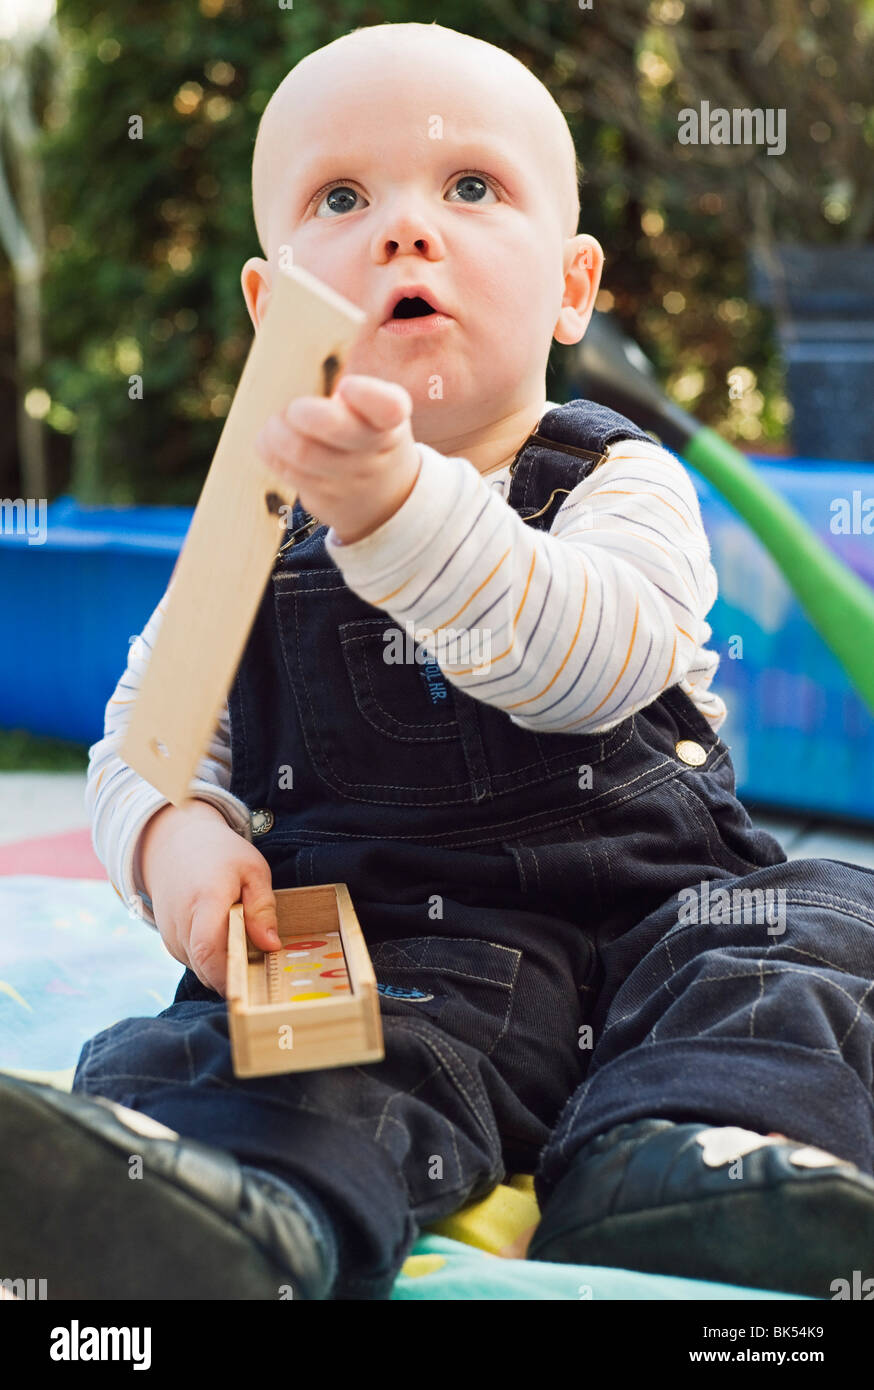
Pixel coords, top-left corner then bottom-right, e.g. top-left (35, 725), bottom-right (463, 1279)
top-left (275, 571), bottom-right (491, 805)
top-left (274, 563), bottom-right (644, 811)
top-left (367, 935), bottom-right (521, 1056)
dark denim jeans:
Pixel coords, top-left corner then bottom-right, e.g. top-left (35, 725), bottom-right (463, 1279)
top-left (74, 831), bottom-right (874, 1298)
top-left (74, 399), bottom-right (874, 1297)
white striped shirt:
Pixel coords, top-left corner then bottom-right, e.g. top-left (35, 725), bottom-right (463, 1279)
top-left (87, 410), bottom-right (726, 928)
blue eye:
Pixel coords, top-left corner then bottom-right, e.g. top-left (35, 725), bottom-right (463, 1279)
top-left (313, 173), bottom-right (499, 217)
top-left (315, 185), bottom-right (366, 218)
top-left (447, 174), bottom-right (497, 204)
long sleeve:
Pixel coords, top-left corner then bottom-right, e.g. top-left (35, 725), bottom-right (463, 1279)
top-left (325, 435), bottom-right (727, 736)
top-left (85, 582), bottom-right (252, 930)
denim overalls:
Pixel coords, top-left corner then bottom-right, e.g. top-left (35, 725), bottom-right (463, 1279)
top-left (74, 398), bottom-right (874, 1299)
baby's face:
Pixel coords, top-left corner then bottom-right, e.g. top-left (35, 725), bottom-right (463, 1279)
top-left (246, 31), bottom-right (599, 428)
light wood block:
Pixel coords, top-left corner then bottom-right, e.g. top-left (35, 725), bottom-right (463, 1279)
top-left (120, 264), bottom-right (366, 806)
top-left (227, 883), bottom-right (385, 1078)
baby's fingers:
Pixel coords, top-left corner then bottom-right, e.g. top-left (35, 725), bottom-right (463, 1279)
top-left (240, 865), bottom-right (281, 953)
top-left (187, 898), bottom-right (234, 996)
top-left (336, 375), bottom-right (412, 433)
top-left (283, 377), bottom-right (411, 451)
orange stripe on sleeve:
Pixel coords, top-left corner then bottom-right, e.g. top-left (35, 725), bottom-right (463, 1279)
top-left (582, 489), bottom-right (692, 531)
top-left (504, 567), bottom-right (590, 707)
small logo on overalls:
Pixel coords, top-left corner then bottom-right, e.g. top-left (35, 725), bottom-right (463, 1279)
top-left (419, 659), bottom-right (448, 706)
top-left (376, 983), bottom-right (435, 1001)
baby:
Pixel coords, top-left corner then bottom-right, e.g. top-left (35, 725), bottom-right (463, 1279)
top-left (5, 21), bottom-right (874, 1302)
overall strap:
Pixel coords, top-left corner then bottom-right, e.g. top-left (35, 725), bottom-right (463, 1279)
top-left (506, 397), bottom-right (655, 532)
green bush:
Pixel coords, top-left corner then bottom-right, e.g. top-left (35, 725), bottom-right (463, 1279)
top-left (18, 0), bottom-right (874, 504)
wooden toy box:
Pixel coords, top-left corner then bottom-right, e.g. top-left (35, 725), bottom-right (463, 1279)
top-left (227, 882), bottom-right (384, 1078)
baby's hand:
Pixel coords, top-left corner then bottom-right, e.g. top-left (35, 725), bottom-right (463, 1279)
top-left (139, 800), bottom-right (281, 996)
top-left (255, 374), bottom-right (421, 544)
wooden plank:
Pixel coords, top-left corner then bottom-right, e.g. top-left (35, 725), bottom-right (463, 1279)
top-left (121, 264), bottom-right (365, 805)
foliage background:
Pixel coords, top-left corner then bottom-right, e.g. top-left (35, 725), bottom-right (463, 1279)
top-left (2, 0), bottom-right (873, 505)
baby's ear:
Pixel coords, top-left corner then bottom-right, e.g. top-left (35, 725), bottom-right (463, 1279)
top-left (554, 235), bottom-right (603, 346)
top-left (240, 257), bottom-right (272, 331)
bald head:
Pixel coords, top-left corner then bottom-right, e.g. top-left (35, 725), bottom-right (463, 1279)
top-left (251, 21), bottom-right (581, 255)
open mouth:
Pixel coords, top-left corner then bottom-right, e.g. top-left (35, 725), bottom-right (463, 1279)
top-left (392, 296), bottom-right (438, 319)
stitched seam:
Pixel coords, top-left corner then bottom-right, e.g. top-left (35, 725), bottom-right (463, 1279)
top-left (749, 959), bottom-right (765, 1037)
top-left (555, 1075), bottom-right (596, 1161)
top-left (483, 945), bottom-right (523, 1059)
top-left (838, 978), bottom-right (874, 1049)
top-left (670, 776), bottom-right (751, 872)
top-left (602, 962), bottom-right (874, 1053)
top-left (668, 778), bottom-right (725, 868)
top-left (392, 1019), bottom-right (503, 1151)
top-left (353, 653), bottom-right (456, 742)
top-left (75, 1071), bottom-right (218, 1089)
top-left (579, 826), bottom-right (604, 923)
top-left (772, 943), bottom-right (874, 978)
top-left (552, 1028), bottom-right (874, 1163)
top-left (258, 770), bottom-right (684, 845)
top-left (371, 1066), bottom-right (462, 1186)
top-left (370, 937), bottom-right (521, 990)
top-left (275, 579), bottom-right (634, 796)
top-left (671, 776), bottom-right (766, 875)
top-left (661, 936), bottom-right (680, 1004)
top-left (373, 963), bottom-right (516, 990)
top-left (370, 942), bottom-right (522, 1057)
top-left (665, 889), bottom-right (874, 938)
top-left (341, 624), bottom-right (460, 736)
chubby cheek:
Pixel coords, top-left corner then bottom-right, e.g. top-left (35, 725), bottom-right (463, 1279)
top-left (465, 240), bottom-right (557, 349)
top-left (461, 289), bottom-right (550, 389)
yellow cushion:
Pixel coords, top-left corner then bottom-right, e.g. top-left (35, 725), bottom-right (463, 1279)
top-left (424, 1174), bottom-right (540, 1259)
